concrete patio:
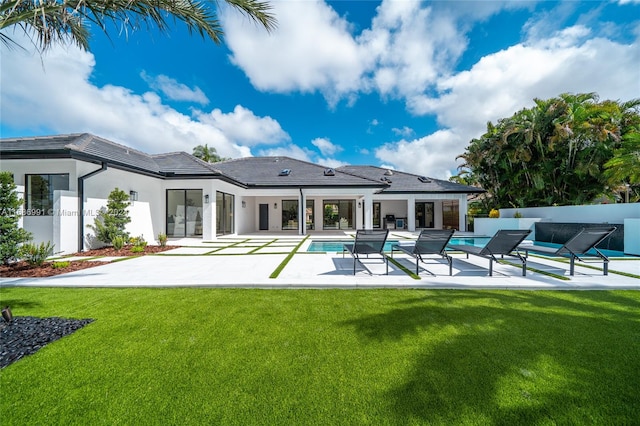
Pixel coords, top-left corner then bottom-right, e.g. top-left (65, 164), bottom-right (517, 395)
top-left (1, 232), bottom-right (639, 290)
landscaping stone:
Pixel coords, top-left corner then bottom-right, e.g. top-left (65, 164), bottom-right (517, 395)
top-left (0, 316), bottom-right (94, 368)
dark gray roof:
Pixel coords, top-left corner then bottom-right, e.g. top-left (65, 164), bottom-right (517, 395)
top-left (337, 165), bottom-right (484, 194)
top-left (0, 133), bottom-right (220, 177)
top-left (212, 157), bottom-right (384, 188)
top-left (1, 134), bottom-right (484, 194)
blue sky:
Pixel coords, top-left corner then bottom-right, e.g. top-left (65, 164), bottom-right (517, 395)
top-left (1, 0), bottom-right (639, 179)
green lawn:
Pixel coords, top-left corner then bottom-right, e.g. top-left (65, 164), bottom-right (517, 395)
top-left (1, 288), bottom-right (639, 425)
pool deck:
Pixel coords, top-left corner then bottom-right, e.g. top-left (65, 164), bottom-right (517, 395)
top-left (1, 232), bottom-right (639, 290)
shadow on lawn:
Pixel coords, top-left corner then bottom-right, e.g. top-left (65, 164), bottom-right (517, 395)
top-left (342, 290), bottom-right (640, 424)
top-left (0, 299), bottom-right (43, 310)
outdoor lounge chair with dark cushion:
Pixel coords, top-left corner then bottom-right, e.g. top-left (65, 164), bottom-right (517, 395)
top-left (391, 229), bottom-right (455, 275)
top-left (343, 229), bottom-right (390, 275)
top-left (448, 229), bottom-right (531, 276)
top-left (518, 226), bottom-right (616, 276)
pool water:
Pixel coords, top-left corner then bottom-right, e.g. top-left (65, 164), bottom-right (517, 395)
top-left (306, 237), bottom-right (491, 252)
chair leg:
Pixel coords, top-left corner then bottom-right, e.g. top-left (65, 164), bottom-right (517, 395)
top-left (570, 256), bottom-right (575, 276)
top-left (448, 256), bottom-right (453, 276)
top-left (353, 257), bottom-right (356, 275)
top-left (603, 260), bottom-right (609, 276)
top-left (489, 259), bottom-right (493, 276)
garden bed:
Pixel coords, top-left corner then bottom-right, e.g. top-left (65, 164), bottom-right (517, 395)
top-left (0, 245), bottom-right (176, 278)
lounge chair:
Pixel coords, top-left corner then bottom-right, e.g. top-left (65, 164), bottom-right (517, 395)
top-left (391, 229), bottom-right (455, 275)
top-left (518, 226), bottom-right (616, 276)
top-left (343, 229), bottom-right (390, 275)
top-left (448, 229), bottom-right (531, 276)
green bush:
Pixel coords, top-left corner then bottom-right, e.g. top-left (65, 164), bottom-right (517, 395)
top-left (20, 242), bottom-right (54, 266)
top-left (130, 235), bottom-right (147, 249)
top-left (157, 233), bottom-right (167, 247)
top-left (88, 188), bottom-right (131, 245)
top-left (112, 235), bottom-right (126, 250)
top-left (0, 172), bottom-right (32, 264)
top-left (130, 246), bottom-right (144, 253)
top-left (52, 261), bottom-right (71, 269)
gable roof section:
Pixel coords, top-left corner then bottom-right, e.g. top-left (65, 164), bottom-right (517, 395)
top-left (0, 133), bottom-right (221, 178)
top-left (337, 165), bottom-right (484, 194)
top-left (212, 157), bottom-right (384, 188)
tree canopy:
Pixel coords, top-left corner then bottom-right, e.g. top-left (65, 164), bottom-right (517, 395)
top-left (0, 0), bottom-right (276, 52)
top-left (192, 144), bottom-right (227, 163)
top-left (457, 93), bottom-right (640, 208)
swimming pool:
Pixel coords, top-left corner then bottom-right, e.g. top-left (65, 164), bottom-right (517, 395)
top-left (306, 237), bottom-right (491, 252)
top-left (306, 237), bottom-right (634, 257)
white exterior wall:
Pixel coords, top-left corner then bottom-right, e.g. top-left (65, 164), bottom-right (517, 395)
top-left (53, 190), bottom-right (79, 254)
top-left (624, 219), bottom-right (640, 255)
top-left (83, 167), bottom-right (163, 248)
top-left (500, 204), bottom-right (640, 223)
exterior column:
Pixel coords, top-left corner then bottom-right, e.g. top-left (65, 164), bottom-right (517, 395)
top-left (363, 193), bottom-right (373, 229)
top-left (459, 194), bottom-right (467, 232)
top-left (203, 190), bottom-right (215, 240)
top-left (407, 195), bottom-right (416, 232)
top-left (299, 189), bottom-right (306, 235)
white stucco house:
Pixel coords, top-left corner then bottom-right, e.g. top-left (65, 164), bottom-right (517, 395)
top-left (0, 134), bottom-right (484, 254)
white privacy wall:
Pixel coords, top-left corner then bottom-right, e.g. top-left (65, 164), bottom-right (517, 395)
top-left (500, 204), bottom-right (640, 223)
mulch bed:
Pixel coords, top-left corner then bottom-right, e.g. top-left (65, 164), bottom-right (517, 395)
top-left (0, 245), bottom-right (177, 278)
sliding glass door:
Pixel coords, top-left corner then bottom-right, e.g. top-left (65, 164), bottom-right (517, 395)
top-left (323, 200), bottom-right (355, 230)
top-left (216, 191), bottom-right (234, 235)
top-left (166, 189), bottom-right (203, 238)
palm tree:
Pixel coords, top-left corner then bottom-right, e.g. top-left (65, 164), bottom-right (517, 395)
top-left (192, 144), bottom-right (226, 163)
top-left (0, 0), bottom-right (276, 52)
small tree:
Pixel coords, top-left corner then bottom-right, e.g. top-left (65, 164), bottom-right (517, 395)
top-left (88, 188), bottom-right (131, 245)
top-left (0, 172), bottom-right (32, 264)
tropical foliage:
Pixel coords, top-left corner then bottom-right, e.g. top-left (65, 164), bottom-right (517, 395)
top-left (0, 0), bottom-right (276, 52)
top-left (192, 144), bottom-right (227, 163)
top-left (457, 93), bottom-right (640, 208)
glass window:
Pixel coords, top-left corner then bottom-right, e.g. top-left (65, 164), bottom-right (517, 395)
top-left (442, 200), bottom-right (459, 230)
top-left (25, 174), bottom-right (69, 215)
top-left (306, 200), bottom-right (314, 230)
top-left (282, 200), bottom-right (299, 230)
top-left (167, 189), bottom-right (203, 237)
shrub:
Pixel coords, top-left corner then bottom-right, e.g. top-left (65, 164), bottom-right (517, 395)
top-left (88, 188), bottom-right (131, 245)
top-left (130, 246), bottom-right (144, 253)
top-left (489, 209), bottom-right (500, 218)
top-left (112, 235), bottom-right (126, 250)
top-left (52, 261), bottom-right (71, 269)
top-left (20, 242), bottom-right (54, 266)
top-left (157, 233), bottom-right (167, 247)
top-left (0, 172), bottom-right (32, 264)
top-left (130, 235), bottom-right (147, 249)
top-left (514, 211), bottom-right (523, 218)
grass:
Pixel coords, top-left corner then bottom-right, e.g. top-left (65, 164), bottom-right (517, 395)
top-left (1, 288), bottom-right (639, 424)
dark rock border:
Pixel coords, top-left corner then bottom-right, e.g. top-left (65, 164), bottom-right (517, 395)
top-left (0, 316), bottom-right (94, 369)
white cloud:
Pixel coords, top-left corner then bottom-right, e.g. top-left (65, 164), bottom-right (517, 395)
top-left (311, 137), bottom-right (342, 156)
top-left (0, 33), bottom-right (289, 159)
top-left (257, 144), bottom-right (313, 162)
top-left (391, 126), bottom-right (414, 138)
top-left (194, 105), bottom-right (290, 146)
top-left (140, 71), bottom-right (209, 105)
top-left (377, 26), bottom-right (640, 178)
top-left (222, 0), bottom-right (366, 105)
